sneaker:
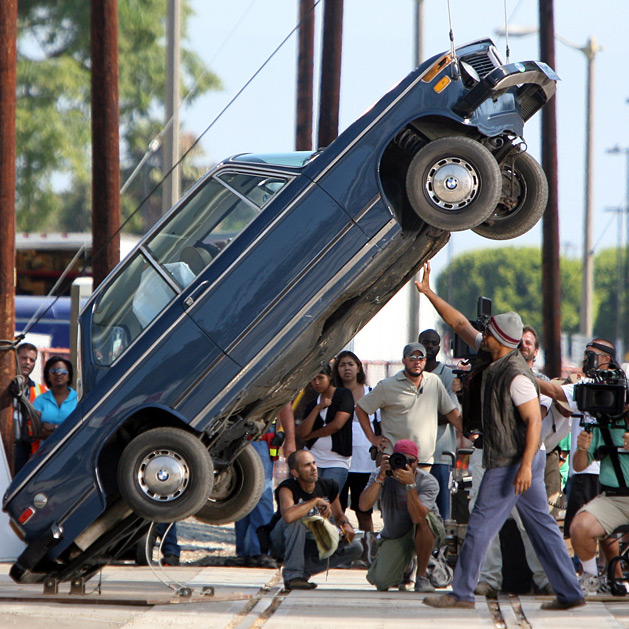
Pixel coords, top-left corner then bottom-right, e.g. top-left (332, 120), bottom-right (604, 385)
top-left (474, 581), bottom-right (498, 597)
top-left (162, 554), bottom-right (180, 566)
top-left (284, 577), bottom-right (317, 590)
top-left (578, 573), bottom-right (600, 596)
top-left (423, 594), bottom-right (474, 609)
top-left (252, 555), bottom-right (278, 569)
top-left (540, 597), bottom-right (586, 610)
top-left (597, 574), bottom-right (610, 594)
top-left (414, 575), bottom-right (435, 593)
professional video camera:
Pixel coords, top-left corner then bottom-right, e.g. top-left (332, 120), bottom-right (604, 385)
top-left (574, 345), bottom-right (629, 426)
top-left (575, 367), bottom-right (628, 423)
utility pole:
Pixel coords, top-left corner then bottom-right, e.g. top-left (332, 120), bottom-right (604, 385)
top-left (413, 0), bottom-right (424, 67)
top-left (409, 0), bottom-right (425, 344)
top-left (162, 0), bottom-right (181, 214)
top-left (539, 0), bottom-right (562, 377)
top-left (317, 0), bottom-right (343, 148)
top-left (91, 0), bottom-right (121, 290)
top-left (578, 36), bottom-right (599, 339)
top-left (296, 0), bottom-right (315, 150)
top-left (0, 0), bottom-right (18, 474)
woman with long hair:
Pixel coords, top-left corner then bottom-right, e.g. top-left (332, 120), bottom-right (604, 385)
top-left (333, 351), bottom-right (377, 532)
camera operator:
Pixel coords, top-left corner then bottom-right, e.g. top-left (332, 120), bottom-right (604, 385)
top-left (359, 439), bottom-right (445, 593)
top-left (569, 418), bottom-right (629, 593)
top-left (538, 339), bottom-right (620, 592)
top-left (416, 261), bottom-right (584, 611)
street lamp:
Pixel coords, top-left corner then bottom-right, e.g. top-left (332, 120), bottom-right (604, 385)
top-left (495, 27), bottom-right (601, 338)
top-left (606, 145), bottom-right (629, 360)
top-left (604, 206), bottom-right (625, 349)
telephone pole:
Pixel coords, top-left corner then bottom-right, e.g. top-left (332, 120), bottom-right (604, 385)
top-left (91, 0), bottom-right (121, 289)
top-left (539, 0), bottom-right (562, 376)
top-left (0, 0), bottom-right (18, 473)
top-left (296, 0), bottom-right (315, 150)
top-left (317, 0), bottom-right (343, 148)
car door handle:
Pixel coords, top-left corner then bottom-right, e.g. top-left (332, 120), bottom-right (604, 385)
top-left (183, 281), bottom-right (209, 308)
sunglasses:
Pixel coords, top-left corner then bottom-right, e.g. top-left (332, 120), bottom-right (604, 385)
top-left (50, 368), bottom-right (69, 375)
top-left (406, 355), bottom-right (425, 361)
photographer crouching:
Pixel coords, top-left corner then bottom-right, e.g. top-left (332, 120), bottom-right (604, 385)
top-left (359, 439), bottom-right (445, 593)
top-left (568, 362), bottom-right (629, 593)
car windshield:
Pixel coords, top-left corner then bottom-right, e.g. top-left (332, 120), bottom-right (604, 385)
top-left (232, 152), bottom-right (315, 167)
top-left (90, 171), bottom-right (288, 366)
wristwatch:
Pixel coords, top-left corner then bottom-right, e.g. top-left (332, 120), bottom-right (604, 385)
top-left (405, 484), bottom-right (416, 492)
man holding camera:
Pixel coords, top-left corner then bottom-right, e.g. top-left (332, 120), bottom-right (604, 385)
top-left (416, 261), bottom-right (584, 611)
top-left (539, 339), bottom-right (624, 593)
top-left (359, 439), bottom-right (445, 592)
top-left (570, 409), bottom-right (629, 592)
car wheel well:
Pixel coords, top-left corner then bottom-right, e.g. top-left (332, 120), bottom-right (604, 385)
top-left (379, 117), bottom-right (491, 231)
top-left (96, 409), bottom-right (200, 498)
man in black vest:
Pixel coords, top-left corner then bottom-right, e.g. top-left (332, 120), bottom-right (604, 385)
top-left (416, 261), bottom-right (584, 611)
top-left (270, 449), bottom-right (363, 590)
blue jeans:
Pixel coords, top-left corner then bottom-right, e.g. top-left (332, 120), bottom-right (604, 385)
top-left (429, 463), bottom-right (451, 521)
top-left (235, 441), bottom-right (274, 557)
top-left (155, 522), bottom-right (180, 558)
top-left (451, 450), bottom-right (583, 603)
top-left (269, 517), bottom-right (362, 582)
top-left (317, 466), bottom-right (349, 492)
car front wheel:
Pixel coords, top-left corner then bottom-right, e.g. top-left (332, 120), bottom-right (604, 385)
top-left (406, 136), bottom-right (502, 231)
top-left (118, 427), bottom-right (213, 523)
top-left (194, 443), bottom-right (265, 525)
top-left (472, 151), bottom-right (548, 240)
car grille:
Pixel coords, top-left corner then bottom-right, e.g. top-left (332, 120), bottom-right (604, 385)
top-left (460, 52), bottom-right (496, 79)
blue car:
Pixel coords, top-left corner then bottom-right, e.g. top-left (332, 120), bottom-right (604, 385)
top-left (4, 38), bottom-right (557, 584)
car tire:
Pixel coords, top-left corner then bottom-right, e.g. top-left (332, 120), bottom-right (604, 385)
top-left (134, 529), bottom-right (157, 565)
top-left (118, 427), bottom-right (213, 523)
top-left (406, 136), bottom-right (502, 231)
top-left (472, 151), bottom-right (548, 240)
top-left (194, 443), bottom-right (265, 525)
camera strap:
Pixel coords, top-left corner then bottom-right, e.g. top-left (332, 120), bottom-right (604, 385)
top-left (599, 425), bottom-right (627, 489)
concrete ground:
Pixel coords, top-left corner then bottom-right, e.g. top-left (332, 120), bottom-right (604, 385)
top-left (2, 562), bottom-right (629, 628)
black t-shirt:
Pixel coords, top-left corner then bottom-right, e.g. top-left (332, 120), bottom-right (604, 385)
top-left (303, 387), bottom-right (355, 456)
top-left (274, 477), bottom-right (339, 510)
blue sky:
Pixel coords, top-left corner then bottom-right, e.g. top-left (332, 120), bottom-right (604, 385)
top-left (180, 0), bottom-right (629, 279)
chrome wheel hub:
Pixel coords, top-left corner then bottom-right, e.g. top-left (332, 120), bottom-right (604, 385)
top-left (425, 157), bottom-right (479, 209)
top-left (137, 449), bottom-right (189, 502)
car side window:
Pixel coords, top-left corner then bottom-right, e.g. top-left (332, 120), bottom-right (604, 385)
top-left (90, 171), bottom-right (288, 366)
top-left (146, 173), bottom-right (287, 286)
top-left (92, 253), bottom-right (174, 366)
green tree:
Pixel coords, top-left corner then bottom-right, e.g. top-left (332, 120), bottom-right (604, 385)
top-left (434, 247), bottom-right (582, 334)
top-left (593, 246), bottom-right (627, 344)
top-left (16, 0), bottom-right (220, 233)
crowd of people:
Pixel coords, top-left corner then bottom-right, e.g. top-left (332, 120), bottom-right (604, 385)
top-left (241, 258), bottom-right (629, 614)
top-left (10, 255), bottom-right (629, 613)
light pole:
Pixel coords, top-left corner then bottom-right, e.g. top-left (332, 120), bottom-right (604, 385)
top-left (606, 145), bottom-right (629, 360)
top-left (495, 28), bottom-right (601, 338)
top-left (604, 206), bottom-right (625, 348)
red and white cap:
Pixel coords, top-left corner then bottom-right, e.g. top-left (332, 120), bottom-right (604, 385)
top-left (486, 312), bottom-right (523, 349)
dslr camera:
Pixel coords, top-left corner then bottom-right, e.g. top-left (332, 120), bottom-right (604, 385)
top-left (386, 451), bottom-right (413, 475)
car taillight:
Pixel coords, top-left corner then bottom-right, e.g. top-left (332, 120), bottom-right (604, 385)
top-left (18, 507), bottom-right (35, 524)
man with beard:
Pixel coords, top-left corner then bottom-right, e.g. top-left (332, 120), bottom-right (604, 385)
top-left (416, 261), bottom-right (583, 611)
top-left (355, 343), bottom-right (462, 469)
top-left (269, 449), bottom-right (362, 590)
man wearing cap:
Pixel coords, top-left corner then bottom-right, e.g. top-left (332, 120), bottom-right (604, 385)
top-left (359, 438), bottom-right (445, 593)
top-left (416, 261), bottom-right (584, 611)
top-left (355, 343), bottom-right (462, 469)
